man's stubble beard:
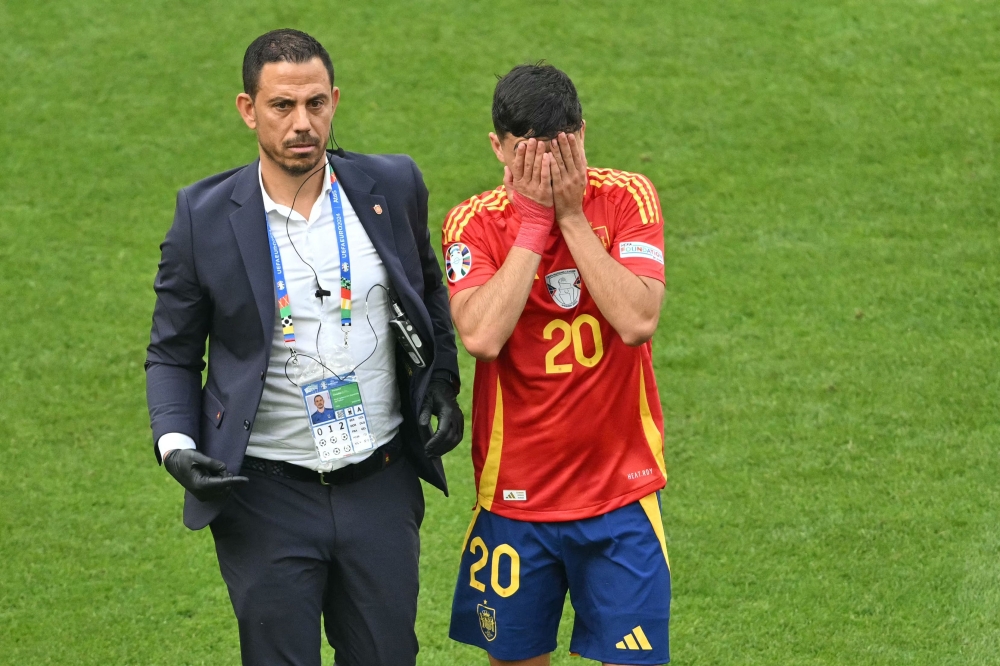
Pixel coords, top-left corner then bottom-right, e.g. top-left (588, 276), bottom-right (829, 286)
top-left (258, 136), bottom-right (327, 176)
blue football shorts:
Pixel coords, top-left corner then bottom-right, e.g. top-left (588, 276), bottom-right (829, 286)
top-left (449, 493), bottom-right (671, 664)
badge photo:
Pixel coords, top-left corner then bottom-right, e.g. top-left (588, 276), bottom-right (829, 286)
top-left (446, 243), bottom-right (472, 282)
top-left (545, 269), bottom-right (581, 309)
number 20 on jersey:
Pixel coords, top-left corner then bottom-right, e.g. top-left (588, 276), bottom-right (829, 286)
top-left (543, 314), bottom-right (604, 374)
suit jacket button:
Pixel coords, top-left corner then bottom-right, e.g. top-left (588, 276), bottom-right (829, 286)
top-left (260, 370), bottom-right (266, 380)
top-left (243, 420), bottom-right (251, 430)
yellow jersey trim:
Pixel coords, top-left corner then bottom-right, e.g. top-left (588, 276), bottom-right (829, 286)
top-left (639, 493), bottom-right (670, 569)
top-left (477, 378), bottom-right (504, 510)
top-left (589, 168), bottom-right (658, 223)
top-left (588, 168), bottom-right (661, 226)
top-left (443, 188), bottom-right (510, 243)
top-left (639, 365), bottom-right (667, 479)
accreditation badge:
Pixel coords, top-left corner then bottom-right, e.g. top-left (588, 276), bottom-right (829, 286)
top-left (300, 373), bottom-right (376, 463)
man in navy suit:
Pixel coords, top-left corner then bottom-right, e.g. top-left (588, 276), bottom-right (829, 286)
top-left (145, 29), bottom-right (463, 666)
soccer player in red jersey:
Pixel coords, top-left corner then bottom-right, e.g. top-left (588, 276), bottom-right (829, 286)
top-left (443, 64), bottom-right (670, 666)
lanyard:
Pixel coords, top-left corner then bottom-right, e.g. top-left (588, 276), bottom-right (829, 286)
top-left (328, 170), bottom-right (352, 333)
top-left (264, 166), bottom-right (352, 352)
top-left (266, 222), bottom-right (296, 347)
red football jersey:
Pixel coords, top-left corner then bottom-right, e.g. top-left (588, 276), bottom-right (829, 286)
top-left (442, 168), bottom-right (668, 522)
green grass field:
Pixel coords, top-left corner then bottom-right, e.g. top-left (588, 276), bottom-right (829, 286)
top-left (2, 0), bottom-right (999, 664)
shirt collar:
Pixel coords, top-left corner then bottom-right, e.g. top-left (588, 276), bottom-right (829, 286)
top-left (258, 158), bottom-right (333, 216)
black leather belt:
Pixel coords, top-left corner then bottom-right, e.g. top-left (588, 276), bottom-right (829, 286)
top-left (241, 437), bottom-right (401, 486)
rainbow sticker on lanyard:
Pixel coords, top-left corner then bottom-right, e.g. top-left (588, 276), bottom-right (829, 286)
top-left (266, 222), bottom-right (296, 346)
top-left (328, 171), bottom-right (352, 330)
top-left (278, 293), bottom-right (295, 344)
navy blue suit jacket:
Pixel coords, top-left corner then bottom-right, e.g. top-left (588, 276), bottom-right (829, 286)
top-left (146, 150), bottom-right (458, 530)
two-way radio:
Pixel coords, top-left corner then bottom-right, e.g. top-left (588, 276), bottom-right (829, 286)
top-left (386, 289), bottom-right (427, 369)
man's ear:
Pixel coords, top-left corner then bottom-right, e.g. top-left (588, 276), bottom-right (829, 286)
top-left (489, 132), bottom-right (506, 164)
top-left (330, 86), bottom-right (341, 118)
top-left (236, 92), bottom-right (257, 130)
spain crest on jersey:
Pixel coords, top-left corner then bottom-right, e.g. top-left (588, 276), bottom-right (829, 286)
top-left (446, 242), bottom-right (472, 282)
top-left (545, 269), bottom-right (581, 309)
top-left (477, 602), bottom-right (497, 641)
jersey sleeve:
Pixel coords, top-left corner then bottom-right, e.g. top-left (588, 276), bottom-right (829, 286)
top-left (609, 173), bottom-right (665, 283)
top-left (441, 202), bottom-right (498, 297)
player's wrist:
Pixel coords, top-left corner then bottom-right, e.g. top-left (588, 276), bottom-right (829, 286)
top-left (556, 210), bottom-right (589, 230)
top-left (510, 188), bottom-right (555, 254)
top-left (512, 227), bottom-right (549, 255)
top-left (509, 188), bottom-right (554, 220)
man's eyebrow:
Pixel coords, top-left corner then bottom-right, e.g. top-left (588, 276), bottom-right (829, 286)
top-left (264, 90), bottom-right (331, 106)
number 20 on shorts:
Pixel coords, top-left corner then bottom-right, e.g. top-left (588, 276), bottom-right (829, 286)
top-left (469, 537), bottom-right (520, 597)
top-left (544, 314), bottom-right (604, 374)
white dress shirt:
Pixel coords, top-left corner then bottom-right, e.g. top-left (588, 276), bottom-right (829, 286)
top-left (158, 161), bottom-right (401, 471)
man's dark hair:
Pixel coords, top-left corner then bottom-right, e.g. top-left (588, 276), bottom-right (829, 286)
top-left (492, 62), bottom-right (583, 139)
top-left (242, 29), bottom-right (334, 98)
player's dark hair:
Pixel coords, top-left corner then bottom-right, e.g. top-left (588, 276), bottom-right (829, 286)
top-left (492, 62), bottom-right (583, 139)
top-left (242, 29), bottom-right (335, 99)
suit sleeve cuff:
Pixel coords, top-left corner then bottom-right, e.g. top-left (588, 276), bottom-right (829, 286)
top-left (431, 369), bottom-right (461, 393)
top-left (157, 432), bottom-right (196, 461)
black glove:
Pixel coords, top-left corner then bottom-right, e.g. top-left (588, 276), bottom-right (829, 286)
top-left (163, 449), bottom-right (249, 502)
top-left (419, 379), bottom-right (464, 458)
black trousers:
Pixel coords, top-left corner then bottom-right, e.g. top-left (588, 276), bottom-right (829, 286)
top-left (209, 456), bottom-right (425, 666)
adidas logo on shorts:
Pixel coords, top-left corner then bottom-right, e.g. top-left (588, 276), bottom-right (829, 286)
top-left (616, 626), bottom-right (653, 651)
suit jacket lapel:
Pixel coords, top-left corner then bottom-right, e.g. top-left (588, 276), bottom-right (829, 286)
top-left (229, 159), bottom-right (274, 343)
top-left (331, 154), bottom-right (406, 284)
top-left (331, 154), bottom-right (399, 257)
